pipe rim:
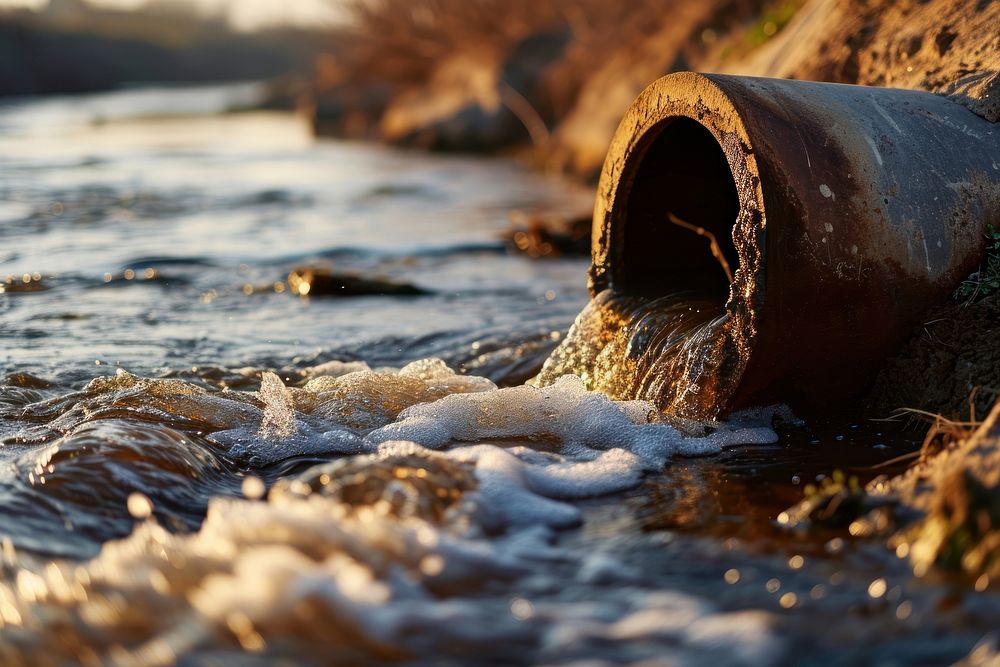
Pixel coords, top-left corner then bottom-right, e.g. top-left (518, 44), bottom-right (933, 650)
top-left (589, 71), bottom-right (768, 415)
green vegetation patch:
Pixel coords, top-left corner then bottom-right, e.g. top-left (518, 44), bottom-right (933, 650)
top-left (954, 225), bottom-right (1000, 304)
top-left (742, 0), bottom-right (803, 48)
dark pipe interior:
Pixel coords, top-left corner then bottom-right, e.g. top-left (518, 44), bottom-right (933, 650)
top-left (617, 117), bottom-right (740, 298)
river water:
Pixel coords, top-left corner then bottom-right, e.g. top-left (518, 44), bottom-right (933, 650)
top-left (0, 85), bottom-right (996, 665)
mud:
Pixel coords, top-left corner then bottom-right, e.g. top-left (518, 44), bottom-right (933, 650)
top-left (866, 291), bottom-right (1000, 420)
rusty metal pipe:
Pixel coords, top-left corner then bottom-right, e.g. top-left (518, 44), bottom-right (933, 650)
top-left (591, 72), bottom-right (1000, 414)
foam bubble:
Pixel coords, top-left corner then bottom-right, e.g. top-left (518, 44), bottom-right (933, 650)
top-left (365, 374), bottom-right (776, 473)
top-left (0, 359), bottom-right (789, 664)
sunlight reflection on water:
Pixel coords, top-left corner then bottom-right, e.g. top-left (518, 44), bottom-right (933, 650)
top-left (0, 85), bottom-right (996, 666)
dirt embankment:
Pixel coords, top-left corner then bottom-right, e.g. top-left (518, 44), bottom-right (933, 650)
top-left (307, 0), bottom-right (790, 177)
top-left (308, 0), bottom-right (999, 177)
top-left (723, 0), bottom-right (1000, 121)
top-left (867, 292), bottom-right (1000, 421)
top-left (876, 401), bottom-right (1000, 580)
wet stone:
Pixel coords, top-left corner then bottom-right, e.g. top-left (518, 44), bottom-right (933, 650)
top-left (505, 211), bottom-right (591, 259)
top-left (2, 372), bottom-right (53, 390)
top-left (2, 273), bottom-right (49, 294)
top-left (287, 266), bottom-right (431, 297)
top-left (272, 450), bottom-right (477, 524)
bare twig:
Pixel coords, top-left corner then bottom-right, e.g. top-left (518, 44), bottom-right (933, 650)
top-left (499, 81), bottom-right (550, 150)
top-left (667, 212), bottom-right (734, 283)
top-left (895, 406), bottom-right (982, 462)
top-left (869, 450), bottom-right (921, 470)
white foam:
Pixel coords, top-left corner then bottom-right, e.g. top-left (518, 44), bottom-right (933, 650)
top-left (364, 374), bottom-right (777, 515)
top-left (0, 359), bottom-right (789, 664)
top-left (218, 363), bottom-right (776, 510)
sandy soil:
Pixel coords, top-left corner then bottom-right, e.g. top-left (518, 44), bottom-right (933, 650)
top-left (726, 0), bottom-right (1000, 122)
top-left (866, 292), bottom-right (1000, 420)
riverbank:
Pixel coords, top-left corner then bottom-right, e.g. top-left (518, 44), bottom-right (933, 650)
top-left (306, 0), bottom-right (999, 180)
top-left (300, 0), bottom-right (1000, 586)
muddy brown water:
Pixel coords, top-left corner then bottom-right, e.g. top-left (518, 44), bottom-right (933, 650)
top-left (0, 85), bottom-right (997, 665)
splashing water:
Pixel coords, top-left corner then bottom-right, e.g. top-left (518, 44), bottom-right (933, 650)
top-left (533, 290), bottom-right (730, 419)
top-left (2, 90), bottom-right (997, 665)
top-left (257, 371), bottom-right (296, 440)
top-left (0, 359), bottom-right (785, 664)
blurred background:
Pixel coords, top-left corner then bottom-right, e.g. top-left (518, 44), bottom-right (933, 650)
top-left (0, 0), bottom-right (810, 181)
top-left (2, 0), bottom-right (995, 181)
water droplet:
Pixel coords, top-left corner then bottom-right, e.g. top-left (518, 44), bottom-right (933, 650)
top-left (241, 476), bottom-right (265, 500)
top-left (127, 493), bottom-right (153, 519)
top-left (510, 598), bottom-right (534, 620)
top-left (420, 555), bottom-right (445, 576)
top-left (868, 578), bottom-right (887, 598)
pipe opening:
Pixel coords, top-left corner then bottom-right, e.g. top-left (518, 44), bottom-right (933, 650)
top-left (617, 117), bottom-right (740, 298)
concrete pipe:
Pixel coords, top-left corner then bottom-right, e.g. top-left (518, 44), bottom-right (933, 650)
top-left (590, 72), bottom-right (1000, 415)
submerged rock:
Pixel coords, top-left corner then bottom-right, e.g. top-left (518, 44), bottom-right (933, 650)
top-left (271, 448), bottom-right (477, 524)
top-left (1, 273), bottom-right (48, 294)
top-left (287, 267), bottom-right (430, 298)
top-left (505, 211), bottom-right (590, 259)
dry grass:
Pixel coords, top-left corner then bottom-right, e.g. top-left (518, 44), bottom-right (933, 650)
top-left (330, 0), bottom-right (763, 87)
top-left (336, 0), bottom-right (566, 85)
top-left (894, 390), bottom-right (986, 463)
